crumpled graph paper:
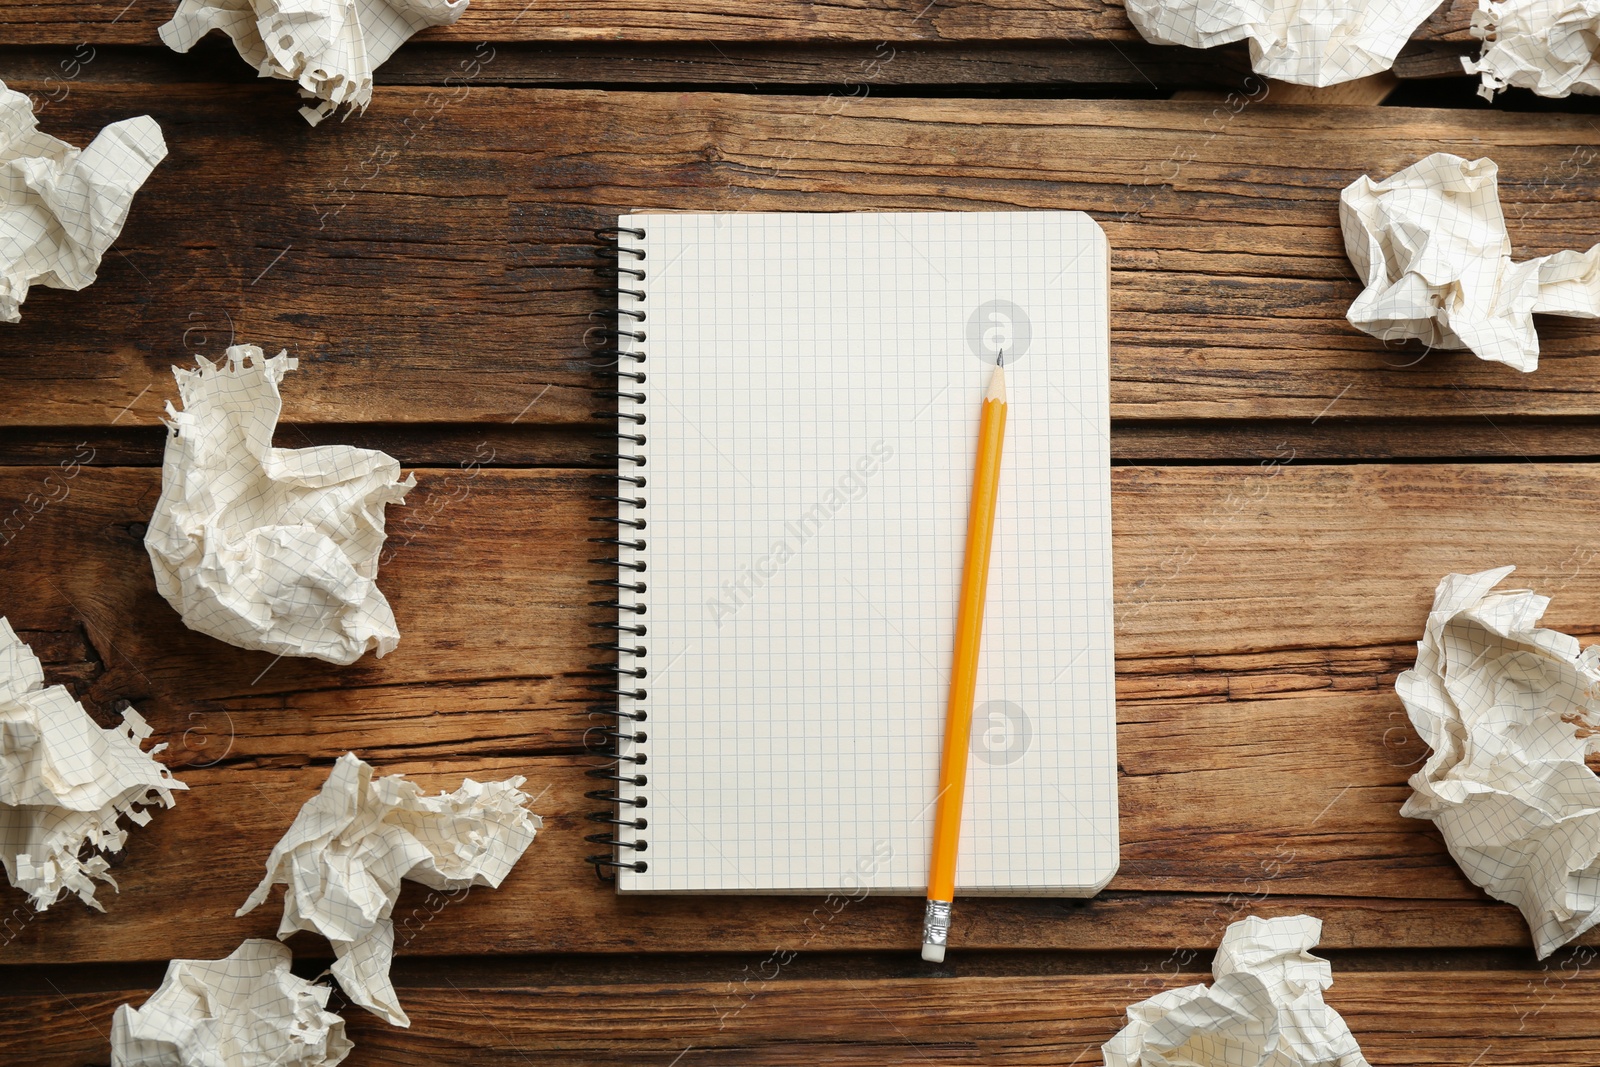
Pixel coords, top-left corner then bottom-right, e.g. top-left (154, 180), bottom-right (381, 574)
top-left (159, 0), bottom-right (468, 125)
top-left (1464, 0), bottom-right (1600, 99)
top-left (1, 78), bottom-right (166, 323)
top-left (1124, 0), bottom-right (1440, 86)
top-left (1399, 566), bottom-right (1600, 958)
top-left (0, 617), bottom-right (186, 911)
top-left (237, 752), bottom-right (542, 1026)
top-left (1103, 915), bottom-right (1369, 1067)
top-left (144, 345), bottom-right (415, 666)
top-left (1340, 152), bottom-right (1600, 371)
top-left (111, 939), bottom-right (353, 1067)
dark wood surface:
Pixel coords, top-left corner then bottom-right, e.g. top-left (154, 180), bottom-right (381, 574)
top-left (3, 0), bottom-right (1480, 45)
top-left (5, 7), bottom-right (1600, 1065)
top-left (6, 87), bottom-right (1600, 433)
top-left (9, 966), bottom-right (1600, 1066)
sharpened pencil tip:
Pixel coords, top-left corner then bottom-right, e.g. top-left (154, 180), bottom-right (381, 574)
top-left (997, 349), bottom-right (1004, 368)
top-left (985, 352), bottom-right (1007, 403)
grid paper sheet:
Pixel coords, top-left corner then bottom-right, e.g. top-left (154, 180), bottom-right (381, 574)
top-left (615, 211), bottom-right (1117, 895)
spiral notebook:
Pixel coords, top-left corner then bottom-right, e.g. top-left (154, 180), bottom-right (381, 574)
top-left (590, 211), bottom-right (1118, 895)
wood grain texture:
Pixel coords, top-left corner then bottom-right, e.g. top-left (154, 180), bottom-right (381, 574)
top-left (16, 416), bottom-right (1600, 469)
top-left (0, 40), bottom-right (1475, 88)
top-left (0, 40), bottom-right (1262, 89)
top-left (5, 967), bottom-right (1598, 1067)
top-left (1175, 71), bottom-right (1398, 106)
top-left (4, 462), bottom-right (1600, 962)
top-left (4, 16), bottom-right (1596, 1066)
top-left (3, 87), bottom-right (1599, 436)
top-left (0, 0), bottom-right (1476, 46)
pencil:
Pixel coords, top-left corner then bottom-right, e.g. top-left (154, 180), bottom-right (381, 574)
top-left (922, 351), bottom-right (1008, 963)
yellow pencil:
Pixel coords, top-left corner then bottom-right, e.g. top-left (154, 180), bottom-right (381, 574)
top-left (922, 351), bottom-right (1008, 963)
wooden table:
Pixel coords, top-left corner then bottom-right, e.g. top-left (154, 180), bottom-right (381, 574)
top-left (5, 3), bottom-right (1600, 1063)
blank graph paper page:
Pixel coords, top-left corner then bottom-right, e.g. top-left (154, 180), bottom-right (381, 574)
top-left (612, 211), bottom-right (1117, 895)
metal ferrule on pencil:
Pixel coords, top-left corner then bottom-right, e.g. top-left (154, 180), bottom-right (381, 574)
top-left (921, 899), bottom-right (952, 962)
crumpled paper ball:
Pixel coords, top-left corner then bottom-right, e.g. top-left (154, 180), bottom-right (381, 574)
top-left (237, 752), bottom-right (542, 1026)
top-left (0, 617), bottom-right (186, 911)
top-left (1, 78), bottom-right (166, 322)
top-left (159, 0), bottom-right (469, 125)
top-left (1340, 152), bottom-right (1600, 371)
top-left (1399, 566), bottom-right (1600, 958)
top-left (1125, 0), bottom-right (1440, 86)
top-left (1103, 914), bottom-right (1369, 1067)
top-left (111, 939), bottom-right (353, 1067)
top-left (1464, 0), bottom-right (1600, 99)
top-left (144, 345), bottom-right (415, 665)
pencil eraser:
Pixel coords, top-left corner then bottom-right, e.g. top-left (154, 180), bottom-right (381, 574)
top-left (921, 942), bottom-right (946, 963)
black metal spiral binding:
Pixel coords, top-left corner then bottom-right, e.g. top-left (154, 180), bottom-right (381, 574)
top-left (584, 225), bottom-right (650, 879)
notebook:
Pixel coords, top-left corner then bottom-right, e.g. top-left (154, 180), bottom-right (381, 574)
top-left (588, 211), bottom-right (1118, 896)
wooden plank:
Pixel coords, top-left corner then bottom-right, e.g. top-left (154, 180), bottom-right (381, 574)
top-left (1, 0), bottom-right (1477, 46)
top-left (1392, 41), bottom-right (1480, 78)
top-left (15, 417), bottom-right (1600, 469)
top-left (3, 87), bottom-right (1599, 436)
top-left (9, 463), bottom-right (1600, 725)
top-left (0, 40), bottom-right (1262, 90)
top-left (4, 462), bottom-right (1600, 961)
top-left (0, 753), bottom-right (1552, 962)
top-left (0, 40), bottom-right (1473, 90)
top-left (1175, 71), bottom-right (1398, 106)
top-left (1101, 418), bottom-right (1600, 461)
top-left (0, 425), bottom-right (597, 469)
top-left (5, 968), bottom-right (1597, 1066)
top-left (0, 731), bottom-right (1500, 957)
